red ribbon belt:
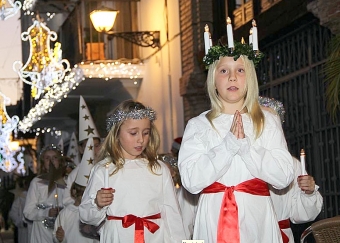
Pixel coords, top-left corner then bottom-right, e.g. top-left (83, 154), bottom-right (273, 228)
top-left (107, 213), bottom-right (161, 243)
top-left (201, 178), bottom-right (270, 243)
top-left (278, 219), bottom-right (290, 243)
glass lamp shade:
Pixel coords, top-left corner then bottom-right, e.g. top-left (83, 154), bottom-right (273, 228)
top-left (90, 8), bottom-right (119, 33)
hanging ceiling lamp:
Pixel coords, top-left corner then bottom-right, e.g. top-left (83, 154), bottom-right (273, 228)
top-left (0, 0), bottom-right (22, 20)
top-left (90, 6), bottom-right (119, 33)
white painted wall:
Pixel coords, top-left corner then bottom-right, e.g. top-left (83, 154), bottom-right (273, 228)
top-left (137, 0), bottom-right (184, 154)
top-left (0, 14), bottom-right (22, 105)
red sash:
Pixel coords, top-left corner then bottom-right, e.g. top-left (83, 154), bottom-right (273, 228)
top-left (107, 213), bottom-right (161, 243)
top-left (278, 219), bottom-right (290, 243)
top-left (201, 178), bottom-right (270, 243)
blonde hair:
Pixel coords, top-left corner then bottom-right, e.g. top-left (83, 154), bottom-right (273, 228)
top-left (98, 100), bottom-right (161, 174)
top-left (206, 55), bottom-right (264, 138)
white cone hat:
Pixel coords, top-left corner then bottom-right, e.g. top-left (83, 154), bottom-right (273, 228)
top-left (57, 138), bottom-right (64, 152)
top-left (66, 132), bottom-right (80, 165)
top-left (75, 137), bottom-right (95, 187)
top-left (79, 96), bottom-right (100, 142)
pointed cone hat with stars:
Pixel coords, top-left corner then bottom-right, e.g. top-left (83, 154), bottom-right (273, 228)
top-left (79, 96), bottom-right (100, 142)
top-left (66, 132), bottom-right (80, 165)
top-left (74, 137), bottom-right (95, 187)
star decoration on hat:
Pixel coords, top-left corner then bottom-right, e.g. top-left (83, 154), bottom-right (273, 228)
top-left (87, 158), bottom-right (94, 165)
top-left (88, 145), bottom-right (93, 150)
top-left (84, 125), bottom-right (95, 135)
top-left (81, 104), bottom-right (86, 109)
top-left (83, 114), bottom-right (89, 120)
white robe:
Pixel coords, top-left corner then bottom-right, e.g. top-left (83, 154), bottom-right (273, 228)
top-left (270, 157), bottom-right (323, 243)
top-left (23, 176), bottom-right (65, 243)
top-left (178, 110), bottom-right (295, 243)
top-left (9, 191), bottom-right (32, 243)
top-left (79, 158), bottom-right (187, 243)
top-left (53, 204), bottom-right (95, 243)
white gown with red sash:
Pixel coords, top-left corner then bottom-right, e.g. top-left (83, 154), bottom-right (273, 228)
top-left (79, 158), bottom-right (187, 243)
top-left (178, 110), bottom-right (295, 243)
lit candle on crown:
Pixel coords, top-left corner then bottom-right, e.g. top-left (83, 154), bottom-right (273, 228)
top-left (204, 24), bottom-right (211, 54)
top-left (226, 17), bottom-right (234, 49)
top-left (104, 163), bottom-right (109, 188)
top-left (300, 149), bottom-right (307, 175)
top-left (252, 19), bottom-right (258, 50)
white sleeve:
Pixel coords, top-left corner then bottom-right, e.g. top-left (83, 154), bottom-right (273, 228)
top-left (160, 164), bottom-right (187, 240)
top-left (240, 114), bottom-right (294, 189)
top-left (289, 158), bottom-right (323, 223)
top-left (178, 119), bottom-right (240, 193)
top-left (79, 164), bottom-right (107, 227)
top-left (23, 178), bottom-right (49, 221)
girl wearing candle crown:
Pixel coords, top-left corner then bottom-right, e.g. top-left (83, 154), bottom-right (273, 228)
top-left (79, 100), bottom-right (186, 243)
top-left (177, 23), bottom-right (295, 242)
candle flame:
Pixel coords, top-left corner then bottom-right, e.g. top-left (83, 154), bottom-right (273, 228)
top-left (252, 19), bottom-right (257, 27)
top-left (300, 149), bottom-right (305, 156)
top-left (226, 17), bottom-right (231, 25)
top-left (204, 24), bottom-right (209, 32)
top-left (106, 162), bottom-right (109, 168)
top-left (54, 194), bottom-right (58, 198)
top-left (175, 183), bottom-right (180, 189)
top-left (250, 27), bottom-right (253, 35)
top-left (241, 37), bottom-right (245, 44)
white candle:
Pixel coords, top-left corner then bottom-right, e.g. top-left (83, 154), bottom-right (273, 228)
top-left (104, 163), bottom-right (109, 188)
top-left (300, 149), bottom-right (307, 175)
top-left (252, 19), bottom-right (258, 50)
top-left (226, 17), bottom-right (234, 49)
top-left (54, 193), bottom-right (58, 208)
top-left (249, 27), bottom-right (253, 45)
top-left (204, 24), bottom-right (211, 54)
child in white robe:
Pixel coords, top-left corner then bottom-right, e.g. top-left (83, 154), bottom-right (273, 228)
top-left (178, 40), bottom-right (295, 242)
top-left (79, 100), bottom-right (186, 243)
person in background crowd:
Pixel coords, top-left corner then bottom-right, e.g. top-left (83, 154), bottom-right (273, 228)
top-left (23, 145), bottom-right (66, 243)
top-left (159, 137), bottom-right (199, 239)
top-left (259, 96), bottom-right (323, 243)
top-left (53, 138), bottom-right (98, 243)
top-left (79, 100), bottom-right (186, 242)
top-left (178, 40), bottom-right (294, 242)
top-left (9, 176), bottom-right (33, 243)
top-left (63, 96), bottom-right (102, 206)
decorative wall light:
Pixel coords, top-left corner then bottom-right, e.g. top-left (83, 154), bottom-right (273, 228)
top-left (0, 92), bottom-right (25, 173)
top-left (13, 16), bottom-right (70, 100)
top-left (0, 0), bottom-right (21, 20)
top-left (79, 59), bottom-right (144, 80)
top-left (90, 6), bottom-right (160, 48)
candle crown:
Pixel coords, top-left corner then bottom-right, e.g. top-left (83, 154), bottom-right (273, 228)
top-left (202, 41), bottom-right (264, 68)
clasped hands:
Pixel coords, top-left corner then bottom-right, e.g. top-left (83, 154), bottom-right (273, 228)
top-left (230, 110), bottom-right (245, 139)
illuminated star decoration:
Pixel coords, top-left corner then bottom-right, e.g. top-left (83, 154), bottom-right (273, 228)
top-left (0, 92), bottom-right (25, 173)
top-left (13, 15), bottom-right (70, 100)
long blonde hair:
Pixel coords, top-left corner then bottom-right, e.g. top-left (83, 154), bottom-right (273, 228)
top-left (206, 55), bottom-right (264, 138)
top-left (98, 100), bottom-right (161, 174)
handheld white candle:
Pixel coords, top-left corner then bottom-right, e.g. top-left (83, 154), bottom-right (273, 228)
top-left (249, 27), bottom-right (253, 45)
top-left (252, 20), bottom-right (258, 50)
top-left (104, 163), bottom-right (109, 188)
top-left (204, 24), bottom-right (211, 54)
top-left (300, 149), bottom-right (307, 175)
top-left (226, 17), bottom-right (234, 49)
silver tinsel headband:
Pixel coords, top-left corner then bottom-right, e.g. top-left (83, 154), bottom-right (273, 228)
top-left (258, 96), bottom-right (285, 122)
top-left (106, 107), bottom-right (156, 132)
